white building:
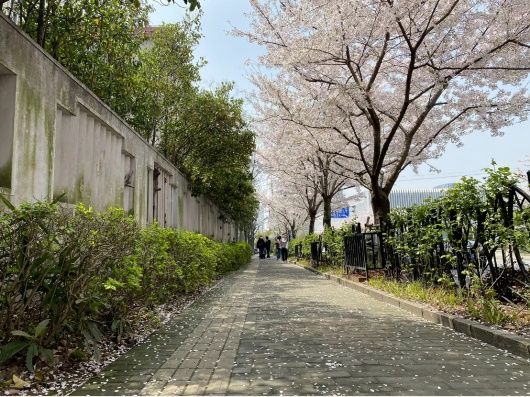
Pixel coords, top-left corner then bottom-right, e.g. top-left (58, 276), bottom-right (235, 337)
top-left (312, 185), bottom-right (452, 233)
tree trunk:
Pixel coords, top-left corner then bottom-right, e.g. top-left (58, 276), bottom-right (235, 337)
top-left (323, 196), bottom-right (332, 228)
top-left (371, 185), bottom-right (390, 227)
top-left (289, 220), bottom-right (297, 239)
top-left (308, 211), bottom-right (316, 234)
top-left (36, 0), bottom-right (46, 46)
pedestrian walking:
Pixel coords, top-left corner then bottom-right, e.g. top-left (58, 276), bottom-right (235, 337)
top-left (265, 236), bottom-right (271, 258)
top-left (275, 236), bottom-right (281, 260)
top-left (256, 236), bottom-right (266, 259)
top-left (280, 236), bottom-right (288, 262)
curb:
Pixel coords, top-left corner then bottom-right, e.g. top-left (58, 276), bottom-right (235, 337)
top-left (297, 263), bottom-right (530, 359)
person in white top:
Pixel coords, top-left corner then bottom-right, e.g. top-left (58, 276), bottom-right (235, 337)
top-left (280, 236), bottom-right (288, 262)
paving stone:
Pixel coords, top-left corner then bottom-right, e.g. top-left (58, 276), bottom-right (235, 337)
top-left (71, 258), bottom-right (530, 396)
top-left (178, 357), bottom-right (201, 369)
top-left (139, 380), bottom-right (166, 396)
top-left (159, 359), bottom-right (181, 369)
top-left (190, 368), bottom-right (213, 382)
top-left (204, 379), bottom-right (230, 395)
top-left (182, 383), bottom-right (207, 395)
top-left (151, 368), bottom-right (176, 381)
top-left (168, 369), bottom-right (192, 381)
top-left (197, 358), bottom-right (217, 369)
top-left (161, 380), bottom-right (188, 395)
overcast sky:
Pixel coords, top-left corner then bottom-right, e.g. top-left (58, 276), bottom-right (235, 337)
top-left (150, 1), bottom-right (529, 190)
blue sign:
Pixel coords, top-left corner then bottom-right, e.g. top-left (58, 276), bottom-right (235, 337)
top-left (331, 207), bottom-right (349, 219)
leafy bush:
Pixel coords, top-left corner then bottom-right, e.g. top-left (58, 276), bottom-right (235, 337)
top-left (166, 230), bottom-right (218, 293)
top-left (214, 242), bottom-right (252, 274)
top-left (0, 200), bottom-right (138, 350)
top-left (0, 198), bottom-right (251, 371)
top-left (386, 166), bottom-right (530, 298)
top-left (290, 220), bottom-right (356, 265)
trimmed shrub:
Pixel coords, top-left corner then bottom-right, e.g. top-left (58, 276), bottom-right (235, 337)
top-left (166, 230), bottom-right (218, 293)
top-left (214, 242), bottom-right (252, 274)
top-left (0, 199), bottom-right (251, 370)
top-left (0, 202), bottom-right (138, 347)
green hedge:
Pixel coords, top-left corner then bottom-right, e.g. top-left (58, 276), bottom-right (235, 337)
top-left (0, 199), bottom-right (251, 370)
top-left (290, 221), bottom-right (356, 265)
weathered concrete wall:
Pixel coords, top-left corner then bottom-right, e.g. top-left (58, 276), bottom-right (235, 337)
top-left (0, 14), bottom-right (238, 241)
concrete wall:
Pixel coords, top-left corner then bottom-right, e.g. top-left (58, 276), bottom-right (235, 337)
top-left (0, 14), bottom-right (238, 241)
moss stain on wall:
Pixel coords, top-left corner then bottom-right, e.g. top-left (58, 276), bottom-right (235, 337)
top-left (44, 106), bottom-right (55, 198)
top-left (0, 161), bottom-right (12, 189)
top-left (178, 193), bottom-right (184, 229)
top-left (18, 80), bottom-right (42, 192)
top-left (138, 181), bottom-right (145, 225)
top-left (74, 175), bottom-right (84, 203)
top-left (115, 186), bottom-right (124, 207)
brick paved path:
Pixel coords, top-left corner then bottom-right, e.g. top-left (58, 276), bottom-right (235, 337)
top-left (72, 258), bottom-right (530, 395)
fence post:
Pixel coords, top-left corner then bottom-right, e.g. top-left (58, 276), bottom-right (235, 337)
top-left (318, 234), bottom-right (322, 266)
top-left (379, 231), bottom-right (386, 269)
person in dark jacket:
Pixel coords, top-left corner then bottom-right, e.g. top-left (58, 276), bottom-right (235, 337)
top-left (256, 236), bottom-right (266, 259)
top-left (265, 236), bottom-right (271, 258)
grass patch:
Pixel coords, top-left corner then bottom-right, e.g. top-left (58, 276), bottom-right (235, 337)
top-left (317, 264), bottom-right (344, 276)
top-left (367, 277), bottom-right (530, 330)
top-left (368, 276), bottom-right (465, 311)
top-left (290, 257), bottom-right (344, 277)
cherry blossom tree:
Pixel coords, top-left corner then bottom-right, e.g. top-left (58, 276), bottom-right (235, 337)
top-left (240, 0), bottom-right (530, 224)
top-left (255, 113), bottom-right (353, 231)
top-left (260, 181), bottom-right (309, 238)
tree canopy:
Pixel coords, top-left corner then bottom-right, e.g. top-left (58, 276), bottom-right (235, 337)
top-left (240, 0), bottom-right (530, 224)
top-left (132, 23), bottom-right (258, 225)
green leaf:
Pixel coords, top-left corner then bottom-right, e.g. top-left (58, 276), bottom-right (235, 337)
top-left (0, 193), bottom-right (16, 211)
top-left (39, 348), bottom-right (53, 363)
top-left (0, 340), bottom-right (29, 363)
top-left (25, 343), bottom-right (38, 372)
top-left (34, 319), bottom-right (50, 338)
top-left (87, 322), bottom-right (103, 342)
top-left (11, 330), bottom-right (34, 340)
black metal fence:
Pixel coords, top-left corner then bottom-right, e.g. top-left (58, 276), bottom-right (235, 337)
top-left (294, 243), bottom-right (303, 260)
top-left (342, 179), bottom-right (530, 297)
top-left (385, 184), bottom-right (530, 289)
top-left (293, 175), bottom-right (530, 300)
top-left (310, 240), bottom-right (321, 266)
top-left (343, 231), bottom-right (386, 279)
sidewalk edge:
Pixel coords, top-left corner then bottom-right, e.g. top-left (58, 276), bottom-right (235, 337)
top-left (297, 263), bottom-right (530, 359)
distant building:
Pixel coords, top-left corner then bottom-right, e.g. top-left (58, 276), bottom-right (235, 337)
top-left (351, 186), bottom-right (452, 228)
top-left (307, 185), bottom-right (454, 234)
top-left (389, 188), bottom-right (447, 209)
top-left (141, 25), bottom-right (159, 50)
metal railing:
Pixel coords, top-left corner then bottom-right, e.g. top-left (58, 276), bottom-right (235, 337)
top-left (343, 230), bottom-right (386, 279)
